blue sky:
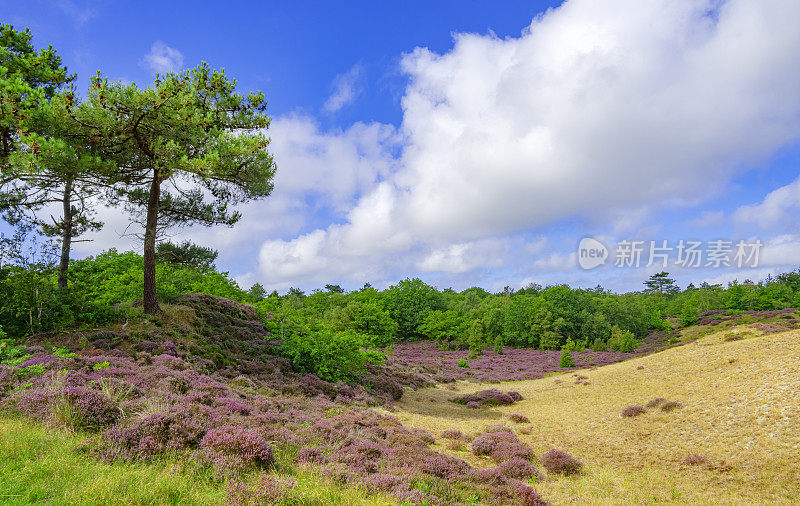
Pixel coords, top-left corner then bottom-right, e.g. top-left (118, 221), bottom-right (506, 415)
top-left (3, 0), bottom-right (800, 293)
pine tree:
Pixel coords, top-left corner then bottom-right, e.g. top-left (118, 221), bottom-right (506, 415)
top-left (72, 63), bottom-right (277, 313)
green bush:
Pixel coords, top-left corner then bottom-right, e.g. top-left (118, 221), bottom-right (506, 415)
top-left (607, 327), bottom-right (638, 353)
top-left (559, 348), bottom-right (575, 368)
top-left (539, 330), bottom-right (562, 350)
top-left (590, 337), bottom-right (607, 352)
top-left (280, 327), bottom-right (382, 383)
top-left (457, 358), bottom-right (470, 368)
top-left (680, 304), bottom-right (699, 326)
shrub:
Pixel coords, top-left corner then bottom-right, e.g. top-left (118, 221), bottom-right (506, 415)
top-left (559, 348), bottom-right (574, 368)
top-left (508, 413), bottom-right (530, 424)
top-left (683, 453), bottom-right (706, 466)
top-left (607, 328), bottom-right (638, 353)
top-left (540, 449), bottom-right (583, 475)
top-left (457, 358), bottom-right (470, 368)
top-left (440, 429), bottom-right (467, 440)
top-left (53, 387), bottom-right (120, 431)
top-left (645, 398), bottom-right (666, 408)
top-left (452, 389), bottom-right (520, 407)
top-left (200, 426), bottom-right (274, 466)
top-left (661, 401), bottom-right (683, 412)
top-left (495, 457), bottom-right (541, 480)
top-left (621, 405), bottom-right (646, 418)
top-left (280, 327), bottom-right (380, 382)
top-left (93, 361), bottom-right (111, 371)
top-left (590, 337), bottom-right (607, 351)
top-left (472, 431), bottom-right (534, 462)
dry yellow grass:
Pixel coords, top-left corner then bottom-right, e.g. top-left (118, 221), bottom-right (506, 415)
top-left (391, 327), bottom-right (800, 505)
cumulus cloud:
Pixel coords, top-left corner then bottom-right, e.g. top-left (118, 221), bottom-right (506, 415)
top-left (324, 64), bottom-right (364, 113)
top-left (689, 210), bottom-right (725, 228)
top-left (252, 0), bottom-right (800, 289)
top-left (734, 176), bottom-right (800, 230)
top-left (141, 41), bottom-right (184, 73)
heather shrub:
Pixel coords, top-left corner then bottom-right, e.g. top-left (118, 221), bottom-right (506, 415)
top-left (540, 449), bottom-right (583, 475)
top-left (621, 405), bottom-right (646, 418)
top-left (453, 389), bottom-right (520, 408)
top-left (440, 429), bottom-right (467, 440)
top-left (495, 457), bottom-right (542, 480)
top-left (661, 400), bottom-right (682, 412)
top-left (472, 431), bottom-right (534, 463)
top-left (645, 397), bottom-right (666, 408)
top-left (683, 453), bottom-right (706, 466)
top-left (53, 387), bottom-right (121, 431)
top-left (508, 481), bottom-right (549, 506)
top-left (508, 413), bottom-right (530, 424)
top-left (200, 426), bottom-right (274, 466)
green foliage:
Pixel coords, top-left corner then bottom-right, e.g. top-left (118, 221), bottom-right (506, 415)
top-left (559, 348), bottom-right (575, 368)
top-left (590, 337), bottom-right (607, 352)
top-left (680, 304), bottom-right (699, 326)
top-left (387, 278), bottom-right (445, 340)
top-left (539, 330), bottom-right (562, 351)
top-left (493, 335), bottom-right (504, 355)
top-left (156, 241), bottom-right (218, 270)
top-left (457, 358), bottom-right (470, 368)
top-left (643, 272), bottom-right (679, 295)
top-left (52, 346), bottom-right (77, 359)
top-left (14, 363), bottom-right (44, 377)
top-left (92, 361), bottom-right (110, 371)
top-left (419, 310), bottom-right (467, 345)
top-left (607, 327), bottom-right (638, 353)
top-left (279, 326), bottom-right (382, 383)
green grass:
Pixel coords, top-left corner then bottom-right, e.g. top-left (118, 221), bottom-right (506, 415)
top-left (0, 416), bottom-right (225, 505)
top-left (0, 416), bottom-right (395, 505)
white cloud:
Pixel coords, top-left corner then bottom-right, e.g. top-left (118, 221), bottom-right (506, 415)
top-left (324, 64), bottom-right (364, 113)
top-left (57, 0), bottom-right (98, 27)
top-left (141, 41), bottom-right (184, 74)
top-left (252, 0), bottom-right (800, 289)
top-left (734, 176), bottom-right (800, 229)
top-left (689, 210), bottom-right (725, 228)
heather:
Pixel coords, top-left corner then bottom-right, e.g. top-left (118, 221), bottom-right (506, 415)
top-left (388, 341), bottom-right (636, 383)
top-left (0, 294), bottom-right (555, 504)
top-left (453, 389), bottom-right (523, 408)
top-left (539, 449), bottom-right (583, 476)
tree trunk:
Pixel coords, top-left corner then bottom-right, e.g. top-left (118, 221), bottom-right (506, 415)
top-left (57, 179), bottom-right (73, 288)
top-left (143, 171), bottom-right (161, 314)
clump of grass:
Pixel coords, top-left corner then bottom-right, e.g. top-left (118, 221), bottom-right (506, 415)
top-left (621, 405), bottom-right (647, 418)
top-left (540, 449), bottom-right (583, 476)
top-left (661, 400), bottom-right (683, 412)
top-left (645, 397), bottom-right (666, 408)
top-left (683, 453), bottom-right (706, 466)
top-left (445, 440), bottom-right (465, 451)
top-left (508, 413), bottom-right (530, 424)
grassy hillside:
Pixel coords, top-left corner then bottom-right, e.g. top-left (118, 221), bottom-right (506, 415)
top-left (393, 326), bottom-right (800, 505)
top-left (0, 416), bottom-right (394, 505)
